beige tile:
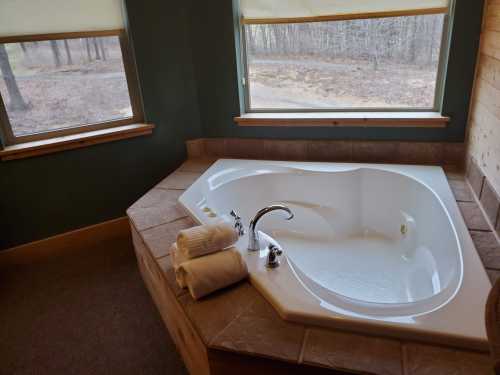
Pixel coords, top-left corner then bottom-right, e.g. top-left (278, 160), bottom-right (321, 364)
top-left (156, 171), bottom-right (201, 190)
top-left (487, 269), bottom-right (500, 285)
top-left (306, 141), bottom-right (352, 162)
top-left (204, 139), bottom-right (226, 157)
top-left (467, 158), bottom-right (485, 197)
top-left (186, 139), bottom-right (205, 158)
top-left (443, 143), bottom-right (466, 166)
top-left (471, 231), bottom-right (500, 270)
top-left (352, 141), bottom-right (399, 163)
top-left (458, 202), bottom-right (491, 231)
top-left (127, 189), bottom-right (187, 231)
top-left (211, 296), bottom-right (305, 362)
top-left (303, 329), bottom-right (402, 375)
top-left (403, 343), bottom-right (494, 375)
top-left (141, 217), bottom-right (197, 259)
top-left (225, 138), bottom-right (266, 159)
top-left (481, 180), bottom-right (500, 226)
top-left (263, 140), bottom-right (308, 161)
top-left (157, 255), bottom-right (188, 298)
top-left (397, 142), bottom-right (444, 164)
top-left (449, 179), bottom-right (474, 202)
top-left (443, 165), bottom-right (465, 181)
top-left (178, 282), bottom-right (260, 345)
top-left (178, 158), bottom-right (215, 173)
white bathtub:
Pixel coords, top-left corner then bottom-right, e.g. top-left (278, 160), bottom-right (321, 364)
top-left (179, 159), bottom-right (491, 350)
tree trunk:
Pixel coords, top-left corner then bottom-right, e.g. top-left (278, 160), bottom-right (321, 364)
top-left (85, 39), bottom-right (92, 62)
top-left (93, 38), bottom-right (101, 60)
top-left (50, 40), bottom-right (62, 68)
top-left (98, 38), bottom-right (107, 61)
top-left (63, 40), bottom-right (73, 65)
top-left (0, 44), bottom-right (29, 111)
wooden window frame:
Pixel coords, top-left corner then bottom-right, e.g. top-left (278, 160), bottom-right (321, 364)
top-left (237, 2), bottom-right (455, 117)
top-left (0, 29), bottom-right (145, 146)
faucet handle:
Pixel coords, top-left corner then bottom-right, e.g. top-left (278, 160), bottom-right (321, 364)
top-left (266, 244), bottom-right (283, 269)
top-left (230, 210), bottom-right (245, 236)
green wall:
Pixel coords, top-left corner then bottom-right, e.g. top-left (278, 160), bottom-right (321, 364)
top-left (0, 0), bottom-right (202, 250)
top-left (190, 0), bottom-right (484, 142)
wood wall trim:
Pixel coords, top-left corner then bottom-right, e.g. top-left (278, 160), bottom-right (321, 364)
top-left (235, 112), bottom-right (449, 128)
top-left (0, 217), bottom-right (130, 267)
top-left (241, 7), bottom-right (449, 25)
top-left (0, 123), bottom-right (154, 161)
top-left (0, 29), bottom-right (124, 44)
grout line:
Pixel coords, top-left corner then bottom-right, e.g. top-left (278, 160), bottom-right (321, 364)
top-left (465, 176), bottom-right (500, 243)
top-left (298, 329), bottom-right (310, 364)
top-left (138, 215), bottom-right (190, 233)
top-left (401, 343), bottom-right (409, 375)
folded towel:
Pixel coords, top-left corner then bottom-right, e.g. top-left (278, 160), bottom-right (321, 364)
top-left (177, 223), bottom-right (238, 259)
top-left (170, 243), bottom-right (188, 288)
top-left (176, 247), bottom-right (248, 300)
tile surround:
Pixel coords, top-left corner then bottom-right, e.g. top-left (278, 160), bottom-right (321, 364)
top-left (186, 138), bottom-right (465, 166)
top-left (403, 343), bottom-right (493, 375)
top-left (303, 329), bottom-right (403, 375)
top-left (481, 180), bottom-right (500, 228)
top-left (128, 156), bottom-right (497, 374)
top-left (458, 202), bottom-right (491, 231)
top-left (211, 296), bottom-right (306, 363)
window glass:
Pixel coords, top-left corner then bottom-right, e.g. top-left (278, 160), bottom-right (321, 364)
top-left (245, 15), bottom-right (445, 110)
top-left (0, 35), bottom-right (132, 137)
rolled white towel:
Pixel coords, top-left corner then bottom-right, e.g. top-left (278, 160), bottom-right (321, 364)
top-left (176, 223), bottom-right (238, 259)
top-left (176, 247), bottom-right (248, 300)
top-left (170, 243), bottom-right (188, 288)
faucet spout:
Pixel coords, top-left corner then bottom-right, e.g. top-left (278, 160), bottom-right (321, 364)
top-left (248, 204), bottom-right (294, 252)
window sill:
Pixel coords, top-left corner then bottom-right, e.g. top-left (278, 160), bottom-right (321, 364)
top-left (0, 123), bottom-right (154, 161)
top-left (234, 112), bottom-right (449, 128)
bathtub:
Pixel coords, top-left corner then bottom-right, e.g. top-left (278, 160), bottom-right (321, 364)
top-left (179, 159), bottom-right (491, 350)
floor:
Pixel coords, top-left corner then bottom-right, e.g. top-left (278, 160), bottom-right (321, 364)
top-left (0, 235), bottom-right (187, 375)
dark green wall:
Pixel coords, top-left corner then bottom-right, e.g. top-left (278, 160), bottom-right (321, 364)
top-left (0, 0), bottom-right (202, 250)
top-left (190, 0), bottom-right (484, 142)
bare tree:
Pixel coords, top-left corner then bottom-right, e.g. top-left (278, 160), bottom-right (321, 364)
top-left (50, 40), bottom-right (62, 67)
top-left (98, 38), bottom-right (107, 61)
top-left (93, 38), bottom-right (101, 60)
top-left (84, 38), bottom-right (92, 62)
top-left (63, 40), bottom-right (73, 65)
top-left (0, 44), bottom-right (29, 111)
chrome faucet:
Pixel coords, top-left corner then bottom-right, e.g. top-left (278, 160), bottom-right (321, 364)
top-left (266, 244), bottom-right (283, 268)
top-left (230, 210), bottom-right (245, 236)
top-left (248, 204), bottom-right (294, 251)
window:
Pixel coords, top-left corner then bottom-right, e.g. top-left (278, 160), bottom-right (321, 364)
top-left (0, 30), bottom-right (143, 144)
top-left (0, 0), bottom-right (146, 149)
top-left (239, 0), bottom-right (451, 113)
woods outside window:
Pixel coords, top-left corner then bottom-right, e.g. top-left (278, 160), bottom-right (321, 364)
top-left (239, 0), bottom-right (453, 113)
top-left (0, 0), bottom-right (144, 147)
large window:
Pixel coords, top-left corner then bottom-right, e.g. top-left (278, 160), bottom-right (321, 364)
top-left (0, 31), bottom-right (142, 144)
top-left (0, 0), bottom-right (146, 150)
top-left (240, 0), bottom-right (451, 113)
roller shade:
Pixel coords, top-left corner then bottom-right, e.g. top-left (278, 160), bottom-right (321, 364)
top-left (241, 0), bottom-right (450, 24)
top-left (0, 0), bottom-right (124, 37)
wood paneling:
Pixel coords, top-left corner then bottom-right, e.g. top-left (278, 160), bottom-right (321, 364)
top-left (468, 0), bottom-right (500, 196)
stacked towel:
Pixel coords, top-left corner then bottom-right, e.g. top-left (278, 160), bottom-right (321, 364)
top-left (177, 248), bottom-right (248, 300)
top-left (170, 222), bottom-right (247, 300)
top-left (177, 223), bottom-right (239, 258)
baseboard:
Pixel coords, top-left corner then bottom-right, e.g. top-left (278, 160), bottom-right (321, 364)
top-left (0, 217), bottom-right (131, 267)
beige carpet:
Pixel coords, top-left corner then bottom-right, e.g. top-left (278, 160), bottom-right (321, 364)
top-left (0, 236), bottom-right (187, 375)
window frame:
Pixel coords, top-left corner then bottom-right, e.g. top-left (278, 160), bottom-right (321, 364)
top-left (0, 29), bottom-right (144, 146)
top-left (238, 2), bottom-right (454, 115)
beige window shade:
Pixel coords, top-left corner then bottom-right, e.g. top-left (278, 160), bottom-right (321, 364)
top-left (241, 0), bottom-right (450, 24)
top-left (0, 0), bottom-right (124, 37)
